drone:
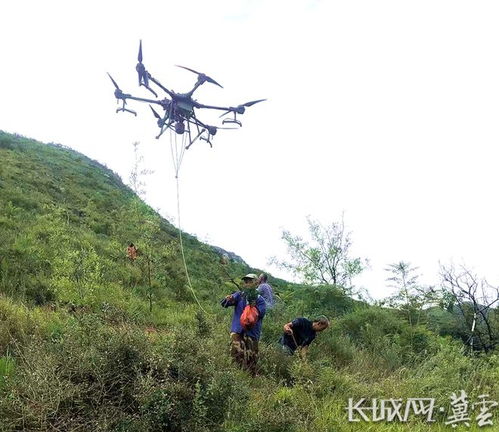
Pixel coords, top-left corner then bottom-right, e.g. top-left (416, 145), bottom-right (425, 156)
top-left (108, 41), bottom-right (265, 149)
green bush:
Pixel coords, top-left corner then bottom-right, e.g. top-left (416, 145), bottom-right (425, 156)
top-left (0, 355), bottom-right (15, 391)
top-left (0, 131), bottom-right (497, 431)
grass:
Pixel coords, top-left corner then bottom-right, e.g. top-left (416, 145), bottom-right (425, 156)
top-left (0, 130), bottom-right (497, 431)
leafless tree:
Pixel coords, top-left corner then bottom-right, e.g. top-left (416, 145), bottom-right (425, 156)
top-left (440, 263), bottom-right (498, 353)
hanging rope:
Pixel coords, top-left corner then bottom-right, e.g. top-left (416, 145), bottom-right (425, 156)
top-left (169, 130), bottom-right (211, 315)
top-left (169, 128), bottom-right (187, 179)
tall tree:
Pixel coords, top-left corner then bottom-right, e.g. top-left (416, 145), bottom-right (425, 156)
top-left (384, 261), bottom-right (437, 328)
top-left (271, 215), bottom-right (366, 294)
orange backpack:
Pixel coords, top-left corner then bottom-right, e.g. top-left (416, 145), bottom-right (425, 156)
top-left (240, 304), bottom-right (259, 330)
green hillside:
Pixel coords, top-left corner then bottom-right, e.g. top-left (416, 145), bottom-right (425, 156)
top-left (0, 131), bottom-right (497, 431)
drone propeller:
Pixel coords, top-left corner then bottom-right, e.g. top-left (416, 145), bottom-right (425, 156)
top-left (219, 98), bottom-right (267, 118)
top-left (136, 41), bottom-right (147, 85)
top-left (138, 39), bottom-right (143, 63)
top-left (176, 65), bottom-right (223, 88)
top-left (135, 40), bottom-right (158, 97)
top-left (108, 73), bottom-right (136, 116)
top-left (149, 105), bottom-right (161, 120)
top-left (240, 98), bottom-right (267, 107)
top-left (108, 72), bottom-right (128, 101)
top-left (107, 73), bottom-right (121, 91)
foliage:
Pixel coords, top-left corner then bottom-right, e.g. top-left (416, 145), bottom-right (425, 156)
top-left (271, 216), bottom-right (367, 294)
top-left (383, 261), bottom-right (440, 328)
top-left (0, 131), bottom-right (497, 431)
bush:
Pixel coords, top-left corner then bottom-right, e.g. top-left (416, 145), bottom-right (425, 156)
top-left (24, 277), bottom-right (56, 305)
top-left (338, 307), bottom-right (404, 344)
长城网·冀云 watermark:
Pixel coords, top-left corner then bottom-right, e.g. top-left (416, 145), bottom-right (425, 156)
top-left (345, 391), bottom-right (497, 427)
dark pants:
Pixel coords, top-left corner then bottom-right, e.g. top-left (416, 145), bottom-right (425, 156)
top-left (230, 332), bottom-right (259, 376)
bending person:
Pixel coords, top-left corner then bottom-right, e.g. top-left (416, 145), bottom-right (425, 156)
top-left (279, 316), bottom-right (329, 357)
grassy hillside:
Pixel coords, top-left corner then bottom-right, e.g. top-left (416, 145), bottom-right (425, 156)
top-left (0, 131), bottom-right (260, 306)
top-left (0, 131), bottom-right (497, 431)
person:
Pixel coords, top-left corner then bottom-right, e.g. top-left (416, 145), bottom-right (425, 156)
top-left (257, 273), bottom-right (275, 309)
top-left (221, 273), bottom-right (266, 376)
top-left (279, 316), bottom-right (329, 357)
top-left (126, 243), bottom-right (138, 261)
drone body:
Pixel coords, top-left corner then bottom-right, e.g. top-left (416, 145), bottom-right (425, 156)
top-left (108, 41), bottom-right (265, 148)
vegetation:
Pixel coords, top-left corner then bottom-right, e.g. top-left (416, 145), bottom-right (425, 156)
top-left (0, 131), bottom-right (497, 431)
top-left (384, 261), bottom-right (439, 329)
top-left (270, 216), bottom-right (367, 295)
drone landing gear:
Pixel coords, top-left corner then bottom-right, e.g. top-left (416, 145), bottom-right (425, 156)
top-left (222, 112), bottom-right (242, 127)
top-left (200, 135), bottom-right (213, 148)
top-left (116, 102), bottom-right (137, 116)
top-left (185, 128), bottom-right (206, 150)
top-left (156, 120), bottom-right (174, 139)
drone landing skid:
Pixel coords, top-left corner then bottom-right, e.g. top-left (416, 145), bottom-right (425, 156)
top-left (185, 128), bottom-right (206, 150)
top-left (200, 135), bottom-right (213, 148)
top-left (116, 107), bottom-right (137, 116)
top-left (222, 118), bottom-right (242, 127)
top-left (156, 120), bottom-right (174, 139)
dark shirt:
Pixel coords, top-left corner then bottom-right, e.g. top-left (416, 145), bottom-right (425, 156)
top-left (279, 317), bottom-right (316, 352)
top-left (221, 291), bottom-right (266, 340)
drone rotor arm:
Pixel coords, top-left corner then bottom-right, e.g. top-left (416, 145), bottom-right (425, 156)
top-left (188, 115), bottom-right (209, 130)
top-left (194, 102), bottom-right (233, 112)
top-left (143, 85), bottom-right (158, 97)
top-left (147, 75), bottom-right (175, 98)
top-left (127, 95), bottom-right (162, 104)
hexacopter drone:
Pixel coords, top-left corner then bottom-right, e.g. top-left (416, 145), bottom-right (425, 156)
top-left (108, 41), bottom-right (265, 149)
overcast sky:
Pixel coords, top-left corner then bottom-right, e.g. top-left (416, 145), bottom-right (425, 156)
top-left (2, 0), bottom-right (499, 298)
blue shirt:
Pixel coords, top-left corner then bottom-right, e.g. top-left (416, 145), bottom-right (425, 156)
top-left (222, 291), bottom-right (266, 340)
top-left (257, 282), bottom-right (275, 309)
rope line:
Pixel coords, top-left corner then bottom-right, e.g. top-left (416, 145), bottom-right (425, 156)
top-left (169, 131), bottom-right (211, 315)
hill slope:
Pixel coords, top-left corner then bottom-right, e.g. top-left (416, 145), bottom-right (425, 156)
top-left (0, 130), bottom-right (263, 309)
top-left (0, 131), bottom-right (497, 431)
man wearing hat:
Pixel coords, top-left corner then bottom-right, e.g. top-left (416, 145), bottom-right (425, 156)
top-left (221, 273), bottom-right (266, 376)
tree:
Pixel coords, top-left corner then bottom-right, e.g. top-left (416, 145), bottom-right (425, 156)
top-left (271, 215), bottom-right (366, 294)
top-left (128, 141), bottom-right (153, 198)
top-left (384, 261), bottom-right (438, 328)
top-left (440, 263), bottom-right (498, 353)
top-left (126, 142), bottom-right (175, 311)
